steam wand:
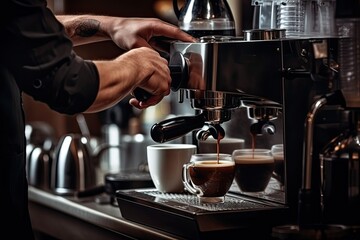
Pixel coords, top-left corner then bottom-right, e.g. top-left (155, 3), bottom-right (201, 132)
top-left (298, 90), bottom-right (346, 228)
top-left (273, 90), bottom-right (349, 238)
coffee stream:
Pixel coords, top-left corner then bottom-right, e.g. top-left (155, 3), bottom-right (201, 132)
top-left (216, 132), bottom-right (256, 162)
top-left (251, 133), bottom-right (256, 158)
top-left (217, 135), bottom-right (221, 163)
top-left (215, 131), bottom-right (258, 162)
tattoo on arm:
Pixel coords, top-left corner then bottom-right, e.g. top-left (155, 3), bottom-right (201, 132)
top-left (74, 19), bottom-right (100, 37)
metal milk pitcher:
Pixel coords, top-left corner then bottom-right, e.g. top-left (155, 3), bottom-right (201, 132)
top-left (51, 134), bottom-right (96, 195)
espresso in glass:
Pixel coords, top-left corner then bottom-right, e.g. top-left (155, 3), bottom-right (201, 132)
top-left (232, 149), bottom-right (274, 192)
top-left (182, 153), bottom-right (235, 203)
top-left (190, 161), bottom-right (234, 194)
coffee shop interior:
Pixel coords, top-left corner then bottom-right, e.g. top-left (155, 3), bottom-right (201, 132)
top-left (25, 0), bottom-right (360, 239)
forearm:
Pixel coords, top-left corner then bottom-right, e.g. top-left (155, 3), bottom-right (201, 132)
top-left (85, 59), bottom-right (134, 113)
top-left (56, 15), bottom-right (116, 46)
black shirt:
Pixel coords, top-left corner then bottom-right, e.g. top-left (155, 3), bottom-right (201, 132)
top-left (0, 0), bottom-right (99, 238)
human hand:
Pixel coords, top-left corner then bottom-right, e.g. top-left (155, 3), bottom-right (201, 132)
top-left (57, 15), bottom-right (195, 48)
top-left (121, 47), bottom-right (171, 109)
top-left (107, 17), bottom-right (196, 50)
top-left (89, 47), bottom-right (171, 112)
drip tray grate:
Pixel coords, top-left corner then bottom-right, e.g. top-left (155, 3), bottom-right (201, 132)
top-left (116, 189), bottom-right (289, 239)
top-left (144, 190), bottom-right (271, 212)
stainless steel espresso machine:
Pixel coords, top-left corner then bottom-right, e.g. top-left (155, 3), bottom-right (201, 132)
top-left (152, 30), bottom-right (338, 213)
top-left (156, 1), bottom-right (360, 229)
top-left (118, 0), bottom-right (360, 238)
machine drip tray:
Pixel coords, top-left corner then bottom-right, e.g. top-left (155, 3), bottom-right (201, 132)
top-left (116, 189), bottom-right (289, 239)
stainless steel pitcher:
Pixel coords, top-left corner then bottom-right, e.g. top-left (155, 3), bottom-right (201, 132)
top-left (27, 145), bottom-right (52, 190)
top-left (51, 133), bottom-right (123, 195)
top-left (320, 111), bottom-right (360, 225)
top-left (51, 134), bottom-right (96, 195)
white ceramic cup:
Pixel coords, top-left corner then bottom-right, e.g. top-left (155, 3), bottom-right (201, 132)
top-left (198, 136), bottom-right (245, 155)
top-left (147, 144), bottom-right (197, 193)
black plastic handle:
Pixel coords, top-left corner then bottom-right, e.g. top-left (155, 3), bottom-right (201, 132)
top-left (150, 114), bottom-right (206, 143)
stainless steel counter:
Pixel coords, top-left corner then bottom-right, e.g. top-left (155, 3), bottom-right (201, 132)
top-left (29, 180), bottom-right (290, 239)
top-left (28, 186), bottom-right (184, 240)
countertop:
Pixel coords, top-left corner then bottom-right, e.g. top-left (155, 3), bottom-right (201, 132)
top-left (28, 186), bottom-right (183, 240)
top-left (28, 179), bottom-right (288, 240)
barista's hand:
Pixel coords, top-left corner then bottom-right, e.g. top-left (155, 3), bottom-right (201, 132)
top-left (58, 15), bottom-right (195, 112)
top-left (58, 15), bottom-right (196, 49)
top-left (87, 47), bottom-right (171, 112)
top-left (106, 17), bottom-right (196, 50)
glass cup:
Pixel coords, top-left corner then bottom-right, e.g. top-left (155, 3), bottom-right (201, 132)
top-left (271, 144), bottom-right (285, 188)
top-left (182, 153), bottom-right (235, 203)
top-left (232, 149), bottom-right (275, 193)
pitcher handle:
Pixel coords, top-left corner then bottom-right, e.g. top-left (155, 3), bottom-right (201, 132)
top-left (93, 144), bottom-right (122, 165)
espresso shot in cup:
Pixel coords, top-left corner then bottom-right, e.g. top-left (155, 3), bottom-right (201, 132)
top-left (182, 153), bottom-right (235, 203)
top-left (232, 149), bottom-right (275, 193)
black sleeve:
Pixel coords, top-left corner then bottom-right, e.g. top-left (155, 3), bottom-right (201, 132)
top-left (2, 0), bottom-right (99, 114)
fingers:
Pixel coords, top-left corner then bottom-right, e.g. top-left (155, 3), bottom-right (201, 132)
top-left (129, 94), bottom-right (166, 109)
top-left (142, 52), bottom-right (171, 97)
top-left (121, 47), bottom-right (171, 109)
top-left (129, 98), bottom-right (143, 109)
top-left (150, 19), bottom-right (196, 43)
top-left (111, 18), bottom-right (196, 51)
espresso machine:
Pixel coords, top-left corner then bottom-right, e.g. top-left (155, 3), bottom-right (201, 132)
top-left (137, 0), bottom-right (360, 230)
top-left (118, 0), bottom-right (360, 238)
top-left (150, 31), bottom-right (330, 214)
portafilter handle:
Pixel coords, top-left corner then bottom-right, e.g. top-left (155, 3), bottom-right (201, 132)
top-left (151, 113), bottom-right (226, 143)
top-left (133, 51), bottom-right (188, 101)
top-left (150, 113), bottom-right (206, 143)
